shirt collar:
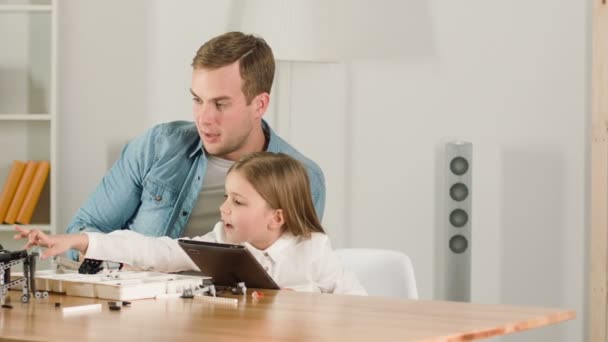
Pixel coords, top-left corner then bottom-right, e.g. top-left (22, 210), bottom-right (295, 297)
top-left (263, 120), bottom-right (281, 152)
top-left (189, 140), bottom-right (204, 159)
top-left (244, 232), bottom-right (297, 263)
top-left (188, 119), bottom-right (274, 159)
top-left (213, 222), bottom-right (297, 263)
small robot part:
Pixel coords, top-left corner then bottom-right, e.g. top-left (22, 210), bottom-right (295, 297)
top-left (0, 245), bottom-right (47, 304)
top-left (78, 258), bottom-right (105, 274)
top-left (231, 282), bottom-right (247, 296)
top-left (108, 301), bottom-right (122, 311)
top-left (181, 282), bottom-right (216, 299)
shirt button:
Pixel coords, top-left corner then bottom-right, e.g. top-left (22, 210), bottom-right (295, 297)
top-left (154, 195), bottom-right (162, 201)
top-left (181, 210), bottom-right (188, 216)
top-left (263, 252), bottom-right (269, 257)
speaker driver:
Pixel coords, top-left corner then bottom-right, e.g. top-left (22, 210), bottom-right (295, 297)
top-left (449, 235), bottom-right (468, 254)
top-left (449, 209), bottom-right (468, 228)
top-left (449, 183), bottom-right (469, 201)
top-left (449, 156), bottom-right (469, 175)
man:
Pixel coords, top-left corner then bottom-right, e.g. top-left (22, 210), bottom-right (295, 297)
top-left (65, 32), bottom-right (325, 258)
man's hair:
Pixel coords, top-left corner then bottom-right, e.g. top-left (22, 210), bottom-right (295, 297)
top-left (228, 152), bottom-right (325, 238)
top-left (192, 31), bottom-right (275, 104)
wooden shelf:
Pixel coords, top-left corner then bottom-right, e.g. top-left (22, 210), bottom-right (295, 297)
top-left (0, 114), bottom-right (51, 121)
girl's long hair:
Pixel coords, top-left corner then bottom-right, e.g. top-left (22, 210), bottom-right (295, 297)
top-left (228, 152), bottom-right (324, 237)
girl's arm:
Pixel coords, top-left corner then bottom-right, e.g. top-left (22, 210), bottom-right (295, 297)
top-left (84, 230), bottom-right (200, 272)
top-left (84, 222), bottom-right (223, 272)
top-left (15, 222), bottom-right (223, 273)
top-left (14, 226), bottom-right (89, 259)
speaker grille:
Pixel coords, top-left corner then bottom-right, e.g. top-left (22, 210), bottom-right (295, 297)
top-left (445, 141), bottom-right (472, 302)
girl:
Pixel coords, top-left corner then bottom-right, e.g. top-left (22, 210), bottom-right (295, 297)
top-left (15, 152), bottom-right (366, 295)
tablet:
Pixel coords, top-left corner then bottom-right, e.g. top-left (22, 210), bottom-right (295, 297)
top-left (177, 239), bottom-right (280, 289)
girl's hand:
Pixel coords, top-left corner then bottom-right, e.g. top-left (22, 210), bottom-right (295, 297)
top-left (13, 226), bottom-right (89, 260)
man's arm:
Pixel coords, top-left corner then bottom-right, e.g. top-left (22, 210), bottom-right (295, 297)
top-left (310, 169), bottom-right (326, 220)
top-left (65, 128), bottom-right (157, 258)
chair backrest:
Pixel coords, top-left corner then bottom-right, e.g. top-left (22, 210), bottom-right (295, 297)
top-left (335, 248), bottom-right (418, 299)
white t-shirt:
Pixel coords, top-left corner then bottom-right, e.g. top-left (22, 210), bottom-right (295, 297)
top-left (181, 156), bottom-right (233, 238)
top-left (84, 222), bottom-right (367, 295)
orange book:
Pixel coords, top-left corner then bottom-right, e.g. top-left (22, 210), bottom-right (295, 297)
top-left (16, 161), bottom-right (50, 225)
top-left (4, 161), bottom-right (38, 224)
top-left (0, 160), bottom-right (27, 223)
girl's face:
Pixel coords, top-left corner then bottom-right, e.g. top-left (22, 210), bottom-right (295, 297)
top-left (220, 171), bottom-right (282, 250)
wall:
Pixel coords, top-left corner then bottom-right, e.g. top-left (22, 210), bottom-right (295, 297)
top-left (56, 0), bottom-right (153, 229)
top-left (54, 1), bottom-right (588, 341)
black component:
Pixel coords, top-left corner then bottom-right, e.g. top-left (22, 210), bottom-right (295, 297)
top-left (1, 304), bottom-right (13, 309)
top-left (78, 258), bottom-right (104, 274)
top-left (0, 245), bottom-right (6, 285)
top-left (0, 249), bottom-right (28, 263)
top-left (25, 252), bottom-right (38, 293)
top-left (2, 265), bottom-right (8, 285)
top-left (54, 302), bottom-right (61, 308)
top-left (108, 301), bottom-right (122, 311)
top-left (122, 301), bottom-right (131, 307)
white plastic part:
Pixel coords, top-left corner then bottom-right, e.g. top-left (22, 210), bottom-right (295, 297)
top-left (61, 303), bottom-right (102, 315)
top-left (193, 295), bottom-right (238, 305)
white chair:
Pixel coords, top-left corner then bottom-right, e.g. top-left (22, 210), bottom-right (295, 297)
top-left (335, 248), bottom-right (418, 299)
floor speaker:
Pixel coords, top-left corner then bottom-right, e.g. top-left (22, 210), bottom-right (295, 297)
top-left (445, 141), bottom-right (472, 302)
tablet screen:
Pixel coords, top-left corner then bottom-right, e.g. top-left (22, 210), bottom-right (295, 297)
top-left (178, 239), bottom-right (280, 289)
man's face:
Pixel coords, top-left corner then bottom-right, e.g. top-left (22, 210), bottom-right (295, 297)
top-left (191, 61), bottom-right (263, 161)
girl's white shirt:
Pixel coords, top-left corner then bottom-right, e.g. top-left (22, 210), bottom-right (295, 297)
top-left (84, 222), bottom-right (367, 295)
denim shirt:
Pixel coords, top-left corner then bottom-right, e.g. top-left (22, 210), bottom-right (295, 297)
top-left (66, 120), bottom-right (325, 250)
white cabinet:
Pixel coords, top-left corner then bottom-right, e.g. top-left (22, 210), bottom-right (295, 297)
top-left (0, 0), bottom-right (57, 235)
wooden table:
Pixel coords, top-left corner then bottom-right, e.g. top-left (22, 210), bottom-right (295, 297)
top-left (0, 290), bottom-right (574, 341)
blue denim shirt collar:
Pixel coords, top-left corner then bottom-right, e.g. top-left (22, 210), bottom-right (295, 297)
top-left (188, 119), bottom-right (276, 159)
